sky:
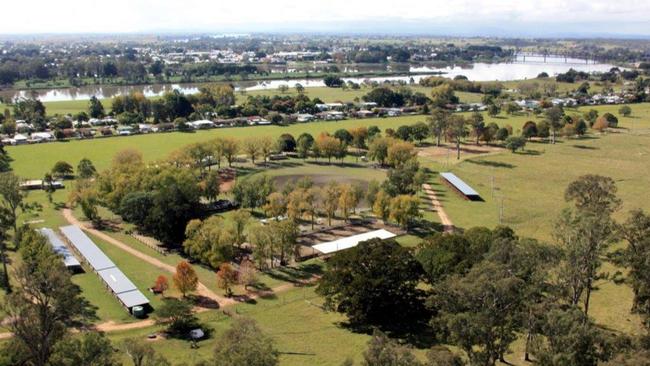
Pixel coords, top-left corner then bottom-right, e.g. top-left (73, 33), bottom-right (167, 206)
top-left (2, 0), bottom-right (650, 37)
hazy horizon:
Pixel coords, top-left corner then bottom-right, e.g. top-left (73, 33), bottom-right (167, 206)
top-left (1, 0), bottom-right (650, 38)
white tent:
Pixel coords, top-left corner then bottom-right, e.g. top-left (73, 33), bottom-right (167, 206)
top-left (312, 229), bottom-right (396, 255)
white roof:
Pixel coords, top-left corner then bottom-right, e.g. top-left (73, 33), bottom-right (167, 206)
top-left (312, 229), bottom-right (396, 254)
top-left (13, 134), bottom-right (27, 140)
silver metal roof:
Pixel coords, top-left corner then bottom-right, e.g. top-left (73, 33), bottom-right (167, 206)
top-left (97, 267), bottom-right (138, 295)
top-left (60, 225), bottom-right (115, 271)
top-left (117, 289), bottom-right (150, 308)
top-left (59, 225), bottom-right (149, 309)
top-left (38, 228), bottom-right (81, 268)
top-left (440, 172), bottom-right (480, 197)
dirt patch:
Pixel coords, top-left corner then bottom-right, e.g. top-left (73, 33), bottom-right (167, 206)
top-left (417, 143), bottom-right (505, 160)
top-left (297, 219), bottom-right (405, 252)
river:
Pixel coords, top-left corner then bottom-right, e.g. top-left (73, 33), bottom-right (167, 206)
top-left (0, 56), bottom-right (617, 103)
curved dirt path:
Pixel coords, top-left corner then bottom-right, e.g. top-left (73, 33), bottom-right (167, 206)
top-left (0, 276), bottom-right (318, 337)
top-left (422, 184), bottom-right (455, 233)
top-left (61, 208), bottom-right (234, 307)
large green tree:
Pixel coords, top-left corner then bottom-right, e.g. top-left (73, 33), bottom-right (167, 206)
top-left (316, 238), bottom-right (426, 329)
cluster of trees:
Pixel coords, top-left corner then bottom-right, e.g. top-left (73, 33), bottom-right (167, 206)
top-left (0, 231), bottom-right (275, 365)
top-left (318, 174), bottom-right (650, 366)
top-left (361, 86), bottom-right (430, 107)
top-left (419, 76), bottom-right (504, 97)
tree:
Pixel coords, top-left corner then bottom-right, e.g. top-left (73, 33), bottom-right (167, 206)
top-left (430, 262), bottom-right (525, 366)
top-left (153, 275), bottom-right (169, 296)
top-left (521, 121), bottom-right (538, 140)
top-left (323, 75), bottom-right (344, 88)
top-left (296, 133), bottom-right (314, 159)
top-left (77, 158), bottom-right (97, 179)
top-left (545, 106), bottom-right (564, 144)
top-left (362, 330), bottom-right (421, 366)
top-left (229, 209), bottom-right (251, 247)
top-left (469, 112), bottom-right (485, 145)
top-left (619, 105), bottom-right (632, 117)
top-left (213, 317), bottom-right (279, 366)
top-left (49, 332), bottom-right (116, 366)
top-left (334, 129), bottom-right (353, 145)
top-left (239, 259), bottom-right (258, 291)
top-left (368, 137), bottom-right (392, 166)
top-left (122, 339), bottom-right (156, 366)
top-left (505, 136), bottom-right (527, 153)
top-left (592, 116), bottom-right (610, 132)
top-left (216, 262), bottom-right (238, 297)
top-left (555, 209), bottom-right (616, 316)
top-left (203, 170), bottom-right (221, 203)
top-left (316, 238), bottom-right (425, 329)
top-left (564, 175), bottom-right (621, 215)
top-left (277, 133), bottom-right (296, 152)
top-left (602, 112), bottom-right (619, 127)
top-left (173, 261), bottom-right (198, 297)
top-left (315, 133), bottom-right (344, 163)
top-left (43, 174), bottom-right (60, 206)
top-left (2, 230), bottom-right (94, 366)
top-left (258, 136), bottom-right (275, 165)
top-left (51, 161), bottom-right (74, 179)
top-left (430, 84), bottom-right (458, 107)
top-left (155, 298), bottom-right (198, 336)
top-left (88, 96), bottom-right (105, 118)
top-left (264, 192), bottom-right (287, 219)
top-left (389, 195), bottom-right (421, 229)
top-left (446, 115), bottom-right (467, 160)
top-left (242, 137), bottom-right (261, 164)
top-left (426, 346), bottom-right (465, 366)
top-left (0, 172), bottom-right (29, 245)
top-left (387, 140), bottom-right (417, 168)
top-left (620, 210), bottom-right (650, 328)
top-left (428, 108), bottom-right (449, 146)
top-left (183, 217), bottom-right (234, 268)
top-left (323, 181), bottom-right (340, 226)
top-left (584, 109), bottom-right (599, 125)
top-left (338, 184), bottom-right (359, 222)
top-left (295, 83), bottom-right (305, 94)
top-left (531, 307), bottom-right (615, 366)
top-left (221, 138), bottom-right (239, 167)
top-left (373, 190), bottom-right (391, 222)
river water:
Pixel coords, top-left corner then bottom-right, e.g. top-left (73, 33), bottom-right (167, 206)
top-left (0, 56), bottom-right (617, 103)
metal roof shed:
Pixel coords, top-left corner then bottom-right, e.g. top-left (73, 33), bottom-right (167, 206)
top-left (60, 225), bottom-right (115, 271)
top-left (38, 228), bottom-right (81, 269)
top-left (117, 290), bottom-right (150, 309)
top-left (440, 172), bottom-right (481, 200)
top-left (312, 229), bottom-right (396, 255)
top-left (97, 267), bottom-right (138, 295)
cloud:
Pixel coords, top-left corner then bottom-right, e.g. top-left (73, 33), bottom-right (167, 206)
top-left (1, 0), bottom-right (649, 36)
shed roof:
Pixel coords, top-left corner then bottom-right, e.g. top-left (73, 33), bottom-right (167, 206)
top-left (440, 172), bottom-right (480, 197)
top-left (312, 229), bottom-right (396, 255)
top-left (117, 289), bottom-right (150, 308)
top-left (97, 267), bottom-right (138, 295)
top-left (38, 228), bottom-right (81, 268)
top-left (59, 225), bottom-right (115, 271)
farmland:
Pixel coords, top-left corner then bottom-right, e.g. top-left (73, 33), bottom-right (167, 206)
top-left (3, 78), bottom-right (650, 364)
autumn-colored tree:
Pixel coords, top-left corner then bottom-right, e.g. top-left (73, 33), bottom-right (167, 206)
top-left (323, 181), bottom-right (340, 226)
top-left (258, 136), bottom-right (275, 165)
top-left (154, 275), bottom-right (169, 296)
top-left (216, 263), bottom-right (238, 297)
top-left (372, 190), bottom-right (391, 221)
top-left (286, 189), bottom-right (305, 222)
top-left (315, 133), bottom-right (343, 163)
top-left (387, 140), bottom-right (417, 167)
top-left (264, 192), bottom-right (287, 219)
top-left (389, 195), bottom-right (421, 228)
top-left (173, 261), bottom-right (198, 298)
top-left (338, 184), bottom-right (359, 222)
top-left (221, 138), bottom-right (239, 167)
top-left (592, 116), bottom-right (609, 132)
top-left (241, 137), bottom-right (261, 164)
top-left (239, 259), bottom-right (258, 291)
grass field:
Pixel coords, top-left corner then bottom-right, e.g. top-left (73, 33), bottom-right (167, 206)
top-left (3, 97), bottom-right (649, 364)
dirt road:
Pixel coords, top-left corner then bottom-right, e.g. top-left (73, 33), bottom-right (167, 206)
top-left (422, 183), bottom-right (455, 233)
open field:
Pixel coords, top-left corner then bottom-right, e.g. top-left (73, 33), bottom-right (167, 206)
top-left (2, 97), bottom-right (650, 364)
